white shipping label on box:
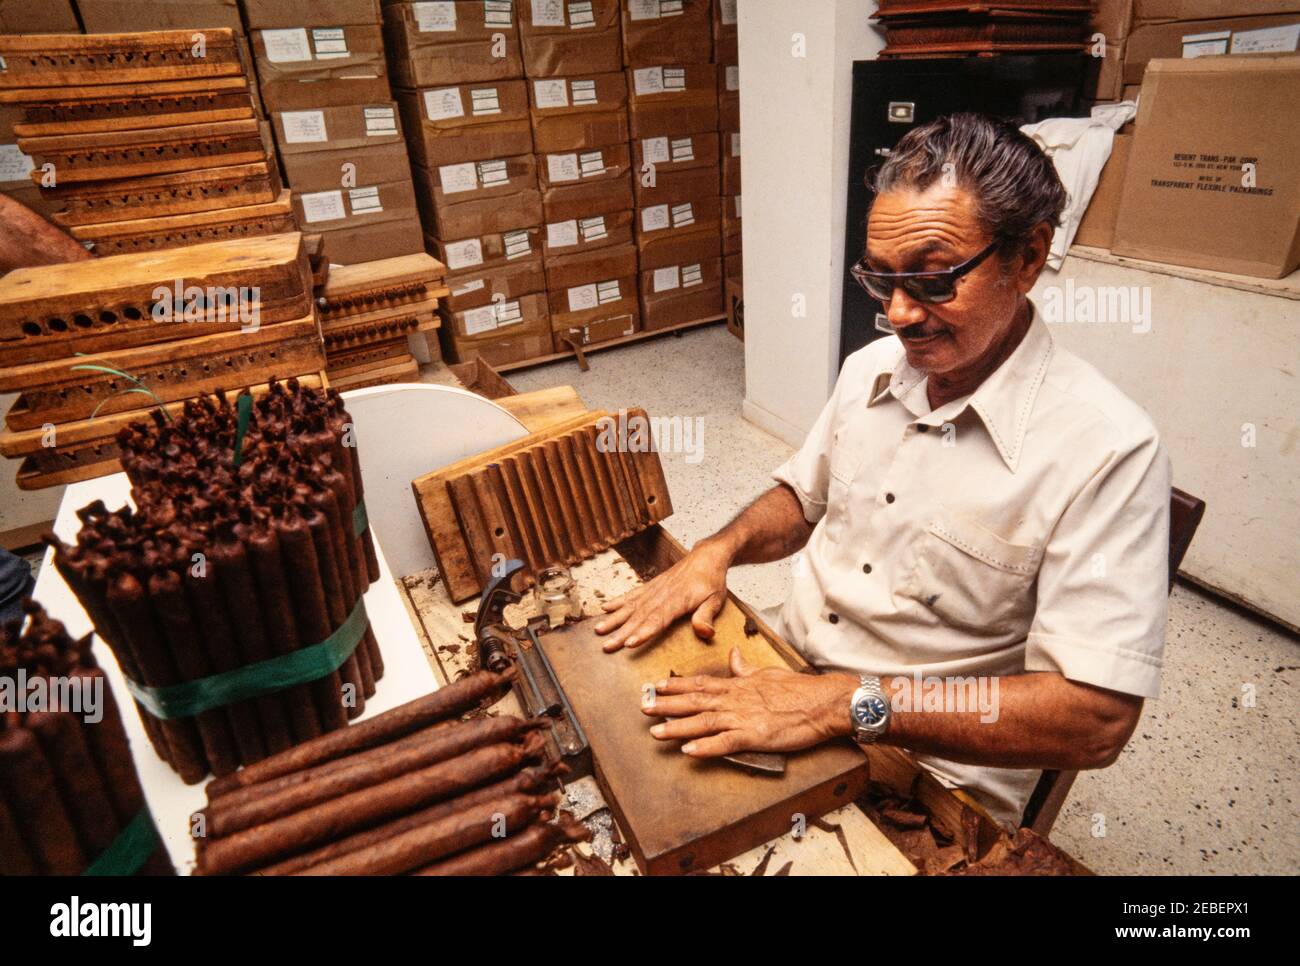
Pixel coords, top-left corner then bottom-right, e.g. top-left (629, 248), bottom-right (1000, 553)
top-left (299, 190), bottom-right (346, 223)
top-left (470, 87), bottom-right (502, 115)
top-left (596, 279), bottom-right (621, 304)
top-left (571, 79), bottom-right (597, 105)
top-left (670, 137), bottom-right (694, 162)
top-left (463, 304), bottom-right (500, 335)
top-left (725, 65), bottom-right (739, 92)
top-left (503, 229), bottom-right (532, 259)
top-left (671, 202), bottom-right (695, 228)
top-left (311, 28), bottom-right (350, 59)
top-left (0, 144), bottom-right (34, 182)
top-left (568, 283), bottom-right (599, 312)
top-left (452, 278), bottom-right (486, 297)
top-left (578, 150), bottom-right (605, 176)
top-left (446, 238), bottom-right (485, 270)
top-left (349, 186), bottom-right (382, 214)
top-left (531, 0), bottom-right (565, 27)
top-left (568, 1), bottom-right (595, 28)
top-left (547, 219), bottom-right (580, 248)
top-left (653, 266), bottom-right (680, 292)
top-left (1181, 30), bottom-right (1230, 57)
top-left (1230, 23), bottom-right (1300, 53)
top-left (682, 262), bottom-right (703, 287)
top-left (642, 136), bottom-right (670, 164)
top-left (661, 0), bottom-right (683, 15)
top-left (663, 67), bottom-right (686, 91)
top-left (484, 0), bottom-right (514, 27)
top-left (413, 1), bottom-right (457, 31)
top-left (477, 159), bottom-right (508, 185)
top-left (579, 215), bottom-right (606, 241)
top-left (496, 299), bottom-right (523, 325)
top-left (731, 132), bottom-right (741, 157)
top-left (534, 79), bottom-right (569, 109)
top-left (424, 88), bottom-right (465, 121)
top-left (262, 28), bottom-right (312, 63)
top-left (280, 110), bottom-right (328, 143)
top-left (641, 204), bottom-right (670, 231)
top-left (720, 0), bottom-right (737, 26)
top-left (439, 161), bottom-right (479, 194)
top-left (547, 153), bottom-right (580, 182)
top-left (364, 106), bottom-right (397, 135)
top-left (633, 67), bottom-right (665, 96)
top-left (628, 0), bottom-right (661, 21)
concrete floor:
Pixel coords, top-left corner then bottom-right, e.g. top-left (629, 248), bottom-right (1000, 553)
top-left (507, 321), bottom-right (1300, 875)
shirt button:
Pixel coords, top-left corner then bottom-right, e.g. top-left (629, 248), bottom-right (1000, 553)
top-left (916, 424), bottom-right (929, 433)
top-left (862, 563), bottom-right (872, 574)
top-left (885, 492), bottom-right (895, 504)
top-left (828, 613), bottom-right (840, 624)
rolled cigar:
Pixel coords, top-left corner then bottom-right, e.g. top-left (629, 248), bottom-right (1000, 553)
top-left (300, 500), bottom-right (365, 721)
top-left (148, 566), bottom-right (239, 777)
top-left (0, 784), bottom-right (40, 875)
top-left (27, 709), bottom-right (120, 855)
top-left (0, 728), bottom-right (86, 874)
top-left (198, 733), bottom-right (546, 875)
top-left (412, 811), bottom-right (591, 876)
top-left (206, 716), bottom-right (549, 837)
top-left (204, 670), bottom-right (513, 799)
top-left (106, 571), bottom-right (208, 784)
top-left (73, 668), bottom-right (145, 824)
top-left (292, 792), bottom-right (558, 876)
top-left (313, 471), bottom-right (374, 697)
top-left (256, 761), bottom-right (564, 876)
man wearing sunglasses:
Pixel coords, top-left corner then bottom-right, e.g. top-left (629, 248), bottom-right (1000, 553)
top-left (595, 112), bottom-right (1170, 829)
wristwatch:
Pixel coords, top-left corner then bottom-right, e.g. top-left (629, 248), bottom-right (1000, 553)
top-left (849, 675), bottom-right (890, 745)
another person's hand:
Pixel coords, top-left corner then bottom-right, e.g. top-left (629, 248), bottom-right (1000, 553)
top-left (642, 649), bottom-right (855, 756)
top-left (594, 538), bottom-right (731, 652)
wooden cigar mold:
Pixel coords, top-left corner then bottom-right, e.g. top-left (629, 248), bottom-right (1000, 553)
top-left (411, 410), bottom-right (674, 602)
top-left (8, 77), bottom-right (256, 137)
top-left (0, 599), bottom-right (171, 875)
top-left (66, 190), bottom-right (297, 256)
top-left (0, 31), bottom-right (243, 88)
top-left (47, 163), bottom-right (281, 228)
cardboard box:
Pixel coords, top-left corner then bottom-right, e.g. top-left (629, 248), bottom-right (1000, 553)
top-left (542, 207), bottom-right (633, 258)
top-left (1074, 133), bottom-right (1132, 249)
top-left (636, 162), bottom-right (719, 208)
top-left (527, 72), bottom-right (630, 152)
top-left (1087, 36), bottom-right (1127, 101)
top-left (253, 25), bottom-right (392, 112)
top-left (1134, 2), bottom-right (1300, 26)
top-left (621, 0), bottom-right (713, 65)
top-left (551, 300), bottom-right (640, 348)
top-left (319, 216), bottom-right (426, 264)
top-left (294, 179), bottom-right (419, 232)
top-left (639, 256), bottom-right (724, 331)
top-left (0, 0), bottom-right (78, 33)
top-left (273, 101), bottom-right (403, 155)
top-left (544, 240), bottom-right (637, 290)
top-left (1094, 0), bottom-right (1136, 42)
top-left (77, 0), bottom-right (243, 33)
top-left (724, 251), bottom-right (742, 282)
top-left (519, 0), bottom-right (623, 76)
top-left (717, 63), bottom-right (739, 129)
top-left (636, 197), bottom-right (722, 269)
top-left (722, 192), bottom-right (741, 255)
top-left (396, 82), bottom-right (534, 167)
top-left (243, 0), bottom-right (381, 28)
top-left (1123, 14), bottom-right (1300, 84)
top-left (1112, 56), bottom-right (1300, 277)
top-left (282, 139), bottom-right (413, 192)
top-left (722, 150), bottom-right (740, 196)
top-left (384, 1), bottom-right (524, 86)
top-left (627, 64), bottom-right (719, 139)
top-left (429, 224), bottom-right (544, 275)
top-left (714, 0), bottom-right (738, 62)
top-left (537, 142), bottom-right (633, 220)
top-left (411, 154), bottom-right (541, 237)
top-left (632, 130), bottom-right (720, 203)
top-left (443, 254), bottom-right (548, 311)
top-left (440, 293), bottom-right (553, 365)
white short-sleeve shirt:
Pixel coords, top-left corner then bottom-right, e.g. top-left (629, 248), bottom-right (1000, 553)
top-left (772, 306), bottom-right (1171, 827)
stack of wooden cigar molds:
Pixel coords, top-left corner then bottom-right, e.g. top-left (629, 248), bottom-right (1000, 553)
top-left (0, 29), bottom-right (293, 255)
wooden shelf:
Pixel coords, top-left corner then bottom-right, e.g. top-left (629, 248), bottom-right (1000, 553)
top-left (493, 314), bottom-right (726, 374)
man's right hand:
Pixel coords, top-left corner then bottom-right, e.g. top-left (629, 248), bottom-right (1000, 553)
top-left (594, 538), bottom-right (733, 653)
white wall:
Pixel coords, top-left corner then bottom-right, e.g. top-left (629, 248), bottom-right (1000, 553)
top-left (738, 0), bottom-right (882, 446)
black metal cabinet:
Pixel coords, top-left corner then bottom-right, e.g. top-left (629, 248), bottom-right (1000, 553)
top-left (839, 55), bottom-right (1089, 367)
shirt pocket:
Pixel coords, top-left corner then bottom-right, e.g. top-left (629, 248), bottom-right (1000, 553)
top-left (823, 433), bottom-right (861, 544)
top-left (905, 508), bottom-right (1041, 636)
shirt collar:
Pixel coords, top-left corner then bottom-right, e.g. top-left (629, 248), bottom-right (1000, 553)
top-left (867, 303), bottom-right (1055, 472)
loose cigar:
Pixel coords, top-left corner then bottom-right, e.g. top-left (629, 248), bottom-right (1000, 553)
top-left (0, 728), bottom-right (86, 874)
top-left (27, 709), bottom-right (121, 856)
top-left (412, 811), bottom-right (591, 876)
top-left (73, 669), bottom-right (145, 824)
top-left (0, 786), bottom-right (40, 875)
top-left (206, 716), bottom-right (549, 837)
top-left (306, 485), bottom-right (367, 716)
top-left (255, 761), bottom-right (564, 876)
top-left (292, 792), bottom-right (557, 876)
top-left (198, 733), bottom-right (546, 875)
top-left (204, 671), bottom-right (513, 799)
top-left (148, 566), bottom-right (239, 777)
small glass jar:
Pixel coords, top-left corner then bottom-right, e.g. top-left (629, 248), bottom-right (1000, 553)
top-left (535, 564), bottom-right (581, 628)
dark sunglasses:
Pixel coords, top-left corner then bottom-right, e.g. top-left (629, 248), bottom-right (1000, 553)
top-left (850, 239), bottom-right (1000, 305)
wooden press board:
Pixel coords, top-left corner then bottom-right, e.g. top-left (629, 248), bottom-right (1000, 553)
top-left (535, 600), bottom-right (871, 875)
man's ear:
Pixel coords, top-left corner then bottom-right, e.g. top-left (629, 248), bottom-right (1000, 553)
top-left (1015, 221), bottom-right (1055, 292)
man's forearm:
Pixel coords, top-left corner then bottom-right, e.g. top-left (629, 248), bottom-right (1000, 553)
top-left (701, 484), bottom-right (814, 567)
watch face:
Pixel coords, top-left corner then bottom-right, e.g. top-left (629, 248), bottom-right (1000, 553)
top-left (854, 694), bottom-right (888, 727)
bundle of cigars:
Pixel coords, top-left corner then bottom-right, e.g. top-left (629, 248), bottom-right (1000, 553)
top-left (51, 378), bottom-right (384, 784)
top-left (0, 29), bottom-right (292, 255)
top-left (0, 599), bottom-right (171, 875)
top-left (196, 671), bottom-right (590, 876)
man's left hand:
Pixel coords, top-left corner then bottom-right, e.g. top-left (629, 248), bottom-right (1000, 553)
top-left (643, 649), bottom-right (857, 757)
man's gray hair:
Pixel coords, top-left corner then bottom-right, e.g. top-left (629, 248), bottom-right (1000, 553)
top-left (872, 113), bottom-right (1067, 258)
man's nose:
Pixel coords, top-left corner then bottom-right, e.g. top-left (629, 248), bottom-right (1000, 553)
top-left (884, 286), bottom-right (928, 330)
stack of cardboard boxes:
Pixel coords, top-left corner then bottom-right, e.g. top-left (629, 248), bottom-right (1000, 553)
top-left (715, 0), bottom-right (741, 298)
top-left (247, 0), bottom-right (423, 265)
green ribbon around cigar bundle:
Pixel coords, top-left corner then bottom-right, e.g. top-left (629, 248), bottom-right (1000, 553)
top-left (82, 808), bottom-right (161, 876)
